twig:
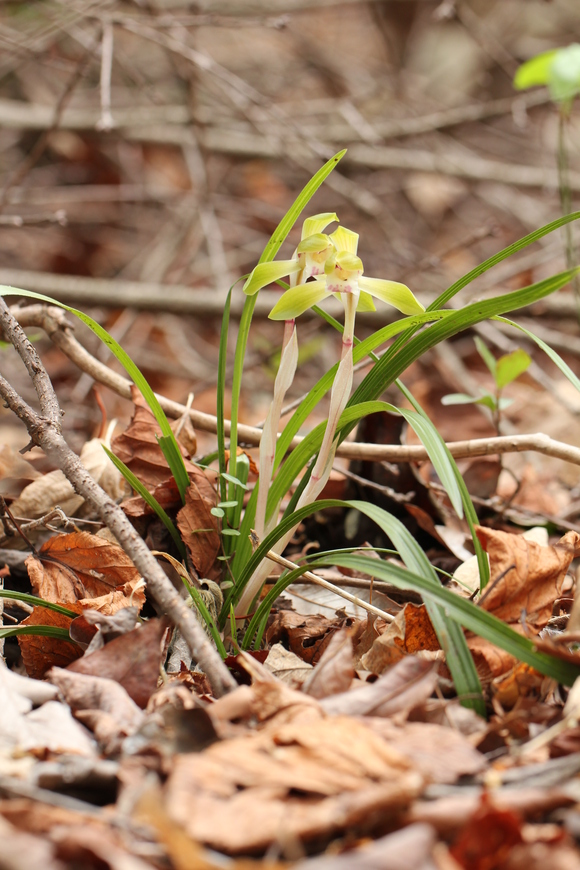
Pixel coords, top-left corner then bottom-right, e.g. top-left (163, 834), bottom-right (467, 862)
top-left (0, 33), bottom-right (99, 210)
top-left (252, 531), bottom-right (395, 622)
top-left (96, 18), bottom-right (114, 131)
top-left (0, 300), bottom-right (235, 698)
top-left (12, 306), bottom-right (580, 469)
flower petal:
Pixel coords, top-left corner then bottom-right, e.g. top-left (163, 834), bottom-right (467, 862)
top-left (296, 233), bottom-right (332, 254)
top-left (330, 226), bottom-right (359, 254)
top-left (359, 276), bottom-right (424, 314)
top-left (268, 279), bottom-right (330, 320)
top-left (356, 290), bottom-right (376, 312)
top-left (243, 260), bottom-right (301, 296)
top-left (301, 213), bottom-right (338, 238)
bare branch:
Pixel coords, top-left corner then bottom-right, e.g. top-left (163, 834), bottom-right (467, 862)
top-left (0, 299), bottom-right (236, 698)
top-left (12, 304), bottom-right (580, 471)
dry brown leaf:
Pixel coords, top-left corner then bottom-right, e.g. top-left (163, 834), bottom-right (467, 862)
top-left (294, 823), bottom-right (437, 870)
top-left (360, 604), bottom-right (440, 674)
top-left (302, 629), bottom-right (354, 699)
top-left (365, 719), bottom-right (487, 784)
top-left (9, 437), bottom-right (123, 520)
top-left (164, 716), bottom-right (422, 854)
top-left (67, 617), bottom-right (170, 708)
top-left (263, 643), bottom-right (313, 685)
top-left (476, 527), bottom-right (578, 627)
top-left (0, 444), bottom-right (40, 498)
top-left (48, 667), bottom-right (144, 747)
top-left (18, 604), bottom-right (84, 678)
top-left (121, 477), bottom-right (182, 518)
top-left (321, 656), bottom-right (438, 719)
top-left (111, 387), bottom-right (197, 491)
top-left (266, 611), bottom-right (362, 666)
top-left (176, 475), bottom-right (220, 578)
top-left (26, 531), bottom-right (143, 606)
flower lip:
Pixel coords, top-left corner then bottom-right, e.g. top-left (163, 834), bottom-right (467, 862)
top-left (325, 251), bottom-right (363, 275)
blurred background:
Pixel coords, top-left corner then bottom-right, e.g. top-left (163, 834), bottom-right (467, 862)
top-left (0, 0), bottom-right (579, 511)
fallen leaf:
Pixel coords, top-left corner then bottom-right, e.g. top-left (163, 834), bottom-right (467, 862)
top-left (294, 822), bottom-right (437, 870)
top-left (450, 792), bottom-right (523, 869)
top-left (122, 477), bottom-right (182, 518)
top-left (176, 474), bottom-right (220, 578)
top-left (48, 667), bottom-right (144, 748)
top-left (25, 531), bottom-right (143, 606)
top-left (264, 643), bottom-right (313, 685)
top-left (164, 716), bottom-right (422, 854)
top-left (360, 604), bottom-right (440, 674)
top-left (321, 656), bottom-right (438, 718)
top-left (10, 437), bottom-right (123, 520)
top-left (476, 527), bottom-right (578, 627)
top-left (111, 387), bottom-right (197, 491)
top-left (18, 604), bottom-right (83, 678)
top-left (302, 629), bottom-right (354, 699)
top-left (0, 444), bottom-right (40, 498)
top-left (266, 611), bottom-right (361, 666)
top-left (67, 617), bottom-right (170, 708)
top-left (365, 719), bottom-right (487, 784)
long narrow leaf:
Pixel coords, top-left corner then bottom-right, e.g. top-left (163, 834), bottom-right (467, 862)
top-left (314, 552), bottom-right (580, 686)
top-left (0, 625), bottom-right (79, 642)
top-left (497, 316), bottom-right (580, 394)
top-left (348, 500), bottom-right (483, 714)
top-left (227, 151), bottom-right (346, 489)
top-left (102, 445), bottom-right (186, 558)
top-left (0, 590), bottom-right (77, 618)
top-left (0, 286), bottom-right (189, 502)
top-left (395, 379), bottom-right (490, 588)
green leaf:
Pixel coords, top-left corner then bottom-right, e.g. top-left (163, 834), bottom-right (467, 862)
top-left (0, 625), bottom-right (80, 642)
top-left (514, 49), bottom-right (557, 90)
top-left (497, 317), bottom-right (580, 395)
top-left (0, 286), bottom-right (189, 503)
top-left (0, 590), bottom-right (77, 618)
top-left (442, 392), bottom-right (497, 411)
top-left (495, 348), bottom-right (532, 389)
top-left (317, 552), bottom-right (580, 687)
top-left (102, 445), bottom-right (186, 558)
top-left (228, 151), bottom-right (346, 489)
top-left (221, 472), bottom-right (248, 489)
top-left (549, 44), bottom-right (580, 103)
top-left (474, 336), bottom-right (497, 378)
top-left (182, 581), bottom-right (227, 658)
top-left (211, 507), bottom-right (225, 518)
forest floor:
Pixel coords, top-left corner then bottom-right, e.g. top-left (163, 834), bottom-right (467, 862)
top-left (1, 1), bottom-right (580, 868)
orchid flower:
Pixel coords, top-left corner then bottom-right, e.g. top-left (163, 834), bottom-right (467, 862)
top-left (244, 214), bottom-right (338, 542)
top-left (236, 217), bottom-right (423, 618)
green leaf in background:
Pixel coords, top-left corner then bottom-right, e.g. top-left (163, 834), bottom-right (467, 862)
top-left (514, 49), bottom-right (558, 89)
top-left (0, 625), bottom-right (80, 642)
top-left (495, 348), bottom-right (532, 389)
top-left (474, 336), bottom-right (497, 378)
top-left (514, 44), bottom-right (580, 104)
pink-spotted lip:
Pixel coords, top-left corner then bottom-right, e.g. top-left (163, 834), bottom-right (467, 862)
top-left (327, 282), bottom-right (355, 294)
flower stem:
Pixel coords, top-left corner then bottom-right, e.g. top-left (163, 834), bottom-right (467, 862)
top-left (236, 295), bottom-right (357, 617)
top-left (254, 320), bottom-right (298, 540)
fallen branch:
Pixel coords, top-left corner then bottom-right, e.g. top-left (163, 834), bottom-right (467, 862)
top-left (0, 300), bottom-right (236, 698)
top-left (13, 305), bottom-right (580, 470)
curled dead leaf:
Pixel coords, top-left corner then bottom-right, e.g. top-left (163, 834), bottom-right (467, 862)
top-left (26, 531), bottom-right (144, 609)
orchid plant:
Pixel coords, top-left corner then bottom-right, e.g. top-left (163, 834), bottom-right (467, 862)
top-left (236, 213), bottom-right (424, 616)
